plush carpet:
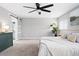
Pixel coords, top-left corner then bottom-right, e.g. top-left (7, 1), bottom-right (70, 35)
top-left (0, 40), bottom-right (40, 56)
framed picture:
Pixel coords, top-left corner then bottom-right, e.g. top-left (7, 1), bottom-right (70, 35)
top-left (70, 16), bottom-right (79, 26)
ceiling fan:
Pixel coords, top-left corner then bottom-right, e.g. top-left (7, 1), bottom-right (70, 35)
top-left (23, 3), bottom-right (54, 15)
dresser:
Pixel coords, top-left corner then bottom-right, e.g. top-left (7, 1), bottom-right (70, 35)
top-left (0, 32), bottom-right (13, 52)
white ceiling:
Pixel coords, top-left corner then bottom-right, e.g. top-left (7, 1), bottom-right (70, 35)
top-left (0, 3), bottom-right (79, 18)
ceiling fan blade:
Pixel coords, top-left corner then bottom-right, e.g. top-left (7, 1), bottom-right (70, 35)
top-left (41, 4), bottom-right (54, 8)
top-left (23, 6), bottom-right (36, 9)
top-left (36, 3), bottom-right (40, 9)
top-left (29, 9), bottom-right (37, 13)
top-left (41, 9), bottom-right (51, 12)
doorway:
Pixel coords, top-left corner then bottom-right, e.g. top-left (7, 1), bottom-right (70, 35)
top-left (11, 16), bottom-right (18, 40)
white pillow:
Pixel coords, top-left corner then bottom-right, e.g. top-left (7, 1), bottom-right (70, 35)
top-left (60, 33), bottom-right (67, 39)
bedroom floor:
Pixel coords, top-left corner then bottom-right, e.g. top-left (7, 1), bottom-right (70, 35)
top-left (0, 40), bottom-right (40, 56)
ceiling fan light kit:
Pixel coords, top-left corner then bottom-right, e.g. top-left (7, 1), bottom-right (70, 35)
top-left (23, 3), bottom-right (54, 15)
top-left (38, 12), bottom-right (41, 15)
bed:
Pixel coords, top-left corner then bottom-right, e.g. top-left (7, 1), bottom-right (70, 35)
top-left (38, 37), bottom-right (79, 56)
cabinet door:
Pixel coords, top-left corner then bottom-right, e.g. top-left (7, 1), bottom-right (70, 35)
top-left (0, 37), bottom-right (8, 52)
top-left (0, 33), bottom-right (13, 52)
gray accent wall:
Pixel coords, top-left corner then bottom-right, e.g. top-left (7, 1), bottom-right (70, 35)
top-left (20, 18), bottom-right (57, 39)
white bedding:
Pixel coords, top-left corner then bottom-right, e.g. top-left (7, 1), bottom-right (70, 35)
top-left (38, 37), bottom-right (79, 56)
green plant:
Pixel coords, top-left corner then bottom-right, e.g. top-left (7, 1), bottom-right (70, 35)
top-left (50, 23), bottom-right (59, 36)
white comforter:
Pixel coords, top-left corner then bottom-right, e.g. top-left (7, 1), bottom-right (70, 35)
top-left (38, 37), bottom-right (79, 56)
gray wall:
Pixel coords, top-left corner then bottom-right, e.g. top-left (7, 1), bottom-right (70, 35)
top-left (0, 7), bottom-right (12, 32)
top-left (20, 18), bottom-right (57, 39)
top-left (58, 6), bottom-right (79, 33)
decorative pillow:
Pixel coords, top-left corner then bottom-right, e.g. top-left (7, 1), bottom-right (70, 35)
top-left (76, 38), bottom-right (79, 43)
top-left (67, 34), bottom-right (77, 43)
top-left (71, 33), bottom-right (79, 43)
